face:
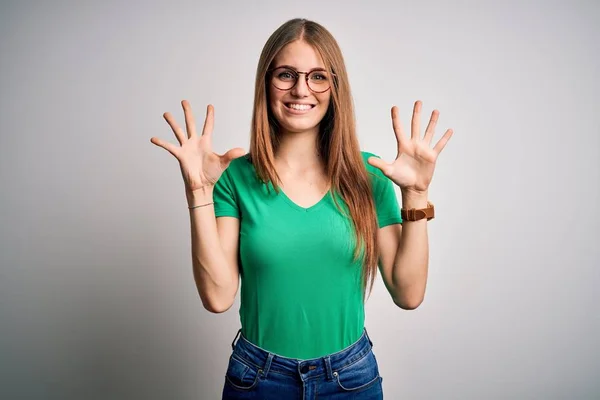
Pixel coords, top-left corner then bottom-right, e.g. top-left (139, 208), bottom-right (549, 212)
top-left (268, 40), bottom-right (332, 135)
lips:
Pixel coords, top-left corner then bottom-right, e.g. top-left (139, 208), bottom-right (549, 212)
top-left (285, 103), bottom-right (315, 109)
top-left (284, 103), bottom-right (315, 116)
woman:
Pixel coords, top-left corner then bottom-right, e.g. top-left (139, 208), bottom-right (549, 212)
top-left (151, 18), bottom-right (452, 400)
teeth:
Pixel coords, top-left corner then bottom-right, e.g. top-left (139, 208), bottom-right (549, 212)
top-left (288, 104), bottom-right (313, 110)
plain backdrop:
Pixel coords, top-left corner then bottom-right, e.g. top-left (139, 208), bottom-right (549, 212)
top-left (1, 1), bottom-right (599, 399)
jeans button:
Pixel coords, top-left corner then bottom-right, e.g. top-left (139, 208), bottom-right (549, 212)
top-left (300, 364), bottom-right (309, 374)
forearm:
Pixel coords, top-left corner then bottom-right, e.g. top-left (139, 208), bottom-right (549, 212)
top-left (392, 191), bottom-right (430, 309)
top-left (187, 188), bottom-right (237, 312)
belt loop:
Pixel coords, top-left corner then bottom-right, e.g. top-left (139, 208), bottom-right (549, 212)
top-left (261, 353), bottom-right (274, 379)
top-left (364, 327), bottom-right (373, 347)
top-left (324, 356), bottom-right (334, 381)
top-left (231, 328), bottom-right (242, 350)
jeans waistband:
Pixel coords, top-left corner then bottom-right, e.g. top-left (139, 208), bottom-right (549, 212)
top-left (229, 328), bottom-right (375, 381)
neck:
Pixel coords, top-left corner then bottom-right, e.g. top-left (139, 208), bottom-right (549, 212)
top-left (274, 128), bottom-right (323, 172)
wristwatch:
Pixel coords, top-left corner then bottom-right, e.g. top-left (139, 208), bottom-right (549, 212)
top-left (401, 201), bottom-right (435, 222)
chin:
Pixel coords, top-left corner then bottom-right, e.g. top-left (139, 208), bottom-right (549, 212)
top-left (284, 117), bottom-right (317, 128)
top-left (276, 106), bottom-right (326, 133)
top-left (280, 120), bottom-right (323, 134)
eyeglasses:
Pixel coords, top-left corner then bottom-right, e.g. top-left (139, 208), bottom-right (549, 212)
top-left (267, 65), bottom-right (334, 93)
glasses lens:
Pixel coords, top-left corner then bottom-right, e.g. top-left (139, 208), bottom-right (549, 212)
top-left (307, 70), bottom-right (330, 93)
top-left (271, 67), bottom-right (297, 90)
top-left (271, 67), bottom-right (331, 93)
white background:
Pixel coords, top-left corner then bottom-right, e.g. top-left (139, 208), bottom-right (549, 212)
top-left (1, 0), bottom-right (598, 398)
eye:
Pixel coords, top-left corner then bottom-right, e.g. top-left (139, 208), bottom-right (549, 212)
top-left (277, 70), bottom-right (296, 81)
top-left (309, 72), bottom-right (328, 81)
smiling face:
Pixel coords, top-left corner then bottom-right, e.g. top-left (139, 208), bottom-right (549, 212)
top-left (268, 40), bottom-right (332, 135)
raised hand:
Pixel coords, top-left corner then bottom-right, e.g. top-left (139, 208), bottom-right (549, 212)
top-left (151, 100), bottom-right (246, 193)
top-left (367, 100), bottom-right (453, 195)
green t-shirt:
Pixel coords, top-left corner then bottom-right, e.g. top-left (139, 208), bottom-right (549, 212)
top-left (213, 151), bottom-right (402, 359)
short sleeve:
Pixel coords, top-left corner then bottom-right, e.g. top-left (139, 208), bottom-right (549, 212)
top-left (212, 167), bottom-right (240, 219)
top-left (367, 154), bottom-right (403, 227)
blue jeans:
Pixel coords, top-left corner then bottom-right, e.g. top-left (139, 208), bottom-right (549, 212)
top-left (222, 328), bottom-right (384, 399)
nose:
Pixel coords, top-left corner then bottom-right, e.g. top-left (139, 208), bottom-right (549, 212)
top-left (290, 73), bottom-right (310, 97)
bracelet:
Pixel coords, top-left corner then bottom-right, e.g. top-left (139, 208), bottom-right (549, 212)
top-left (188, 202), bottom-right (214, 210)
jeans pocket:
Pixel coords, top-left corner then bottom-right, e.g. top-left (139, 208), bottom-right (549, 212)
top-left (333, 350), bottom-right (381, 392)
top-left (224, 353), bottom-right (261, 391)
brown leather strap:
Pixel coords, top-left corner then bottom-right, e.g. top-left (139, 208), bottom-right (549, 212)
top-left (401, 201), bottom-right (435, 221)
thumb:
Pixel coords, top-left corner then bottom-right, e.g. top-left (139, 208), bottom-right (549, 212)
top-left (220, 147), bottom-right (246, 167)
top-left (367, 156), bottom-right (386, 171)
top-left (367, 156), bottom-right (394, 178)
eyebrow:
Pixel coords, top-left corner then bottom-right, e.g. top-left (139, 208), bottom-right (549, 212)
top-left (273, 64), bottom-right (328, 72)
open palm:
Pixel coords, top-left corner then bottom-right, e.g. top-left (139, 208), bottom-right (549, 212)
top-left (150, 100), bottom-right (245, 192)
top-left (368, 100), bottom-right (453, 194)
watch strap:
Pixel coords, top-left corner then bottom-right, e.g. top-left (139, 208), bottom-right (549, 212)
top-left (401, 201), bottom-right (435, 221)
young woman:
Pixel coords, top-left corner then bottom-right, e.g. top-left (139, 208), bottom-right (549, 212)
top-left (151, 18), bottom-right (452, 400)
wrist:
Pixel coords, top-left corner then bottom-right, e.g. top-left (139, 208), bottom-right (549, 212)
top-left (186, 186), bottom-right (214, 207)
top-left (401, 189), bottom-right (428, 209)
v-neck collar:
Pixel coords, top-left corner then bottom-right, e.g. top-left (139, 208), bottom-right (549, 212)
top-left (269, 181), bottom-right (331, 213)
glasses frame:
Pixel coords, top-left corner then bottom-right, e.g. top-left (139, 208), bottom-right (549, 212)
top-left (267, 65), bottom-right (336, 94)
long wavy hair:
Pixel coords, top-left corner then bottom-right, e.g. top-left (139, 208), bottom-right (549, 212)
top-left (248, 18), bottom-right (380, 300)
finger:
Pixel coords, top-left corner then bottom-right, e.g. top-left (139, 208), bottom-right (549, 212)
top-left (182, 100), bottom-right (197, 139)
top-left (411, 100), bottom-right (421, 141)
top-left (150, 137), bottom-right (180, 158)
top-left (432, 129), bottom-right (454, 154)
top-left (423, 109), bottom-right (439, 145)
top-left (391, 106), bottom-right (407, 152)
top-left (367, 156), bottom-right (393, 177)
top-left (163, 112), bottom-right (186, 145)
top-left (201, 104), bottom-right (215, 137)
